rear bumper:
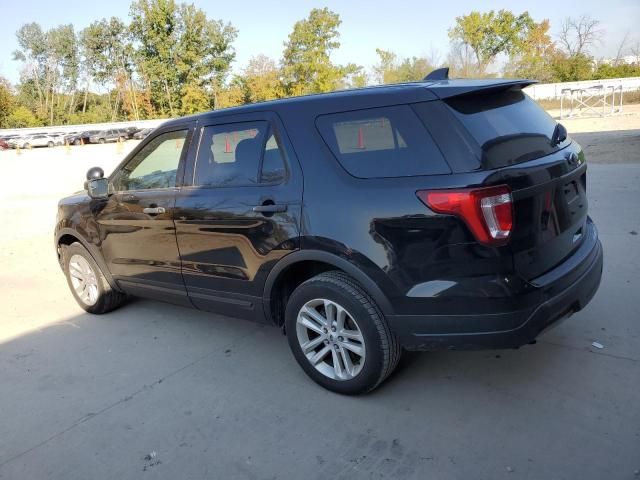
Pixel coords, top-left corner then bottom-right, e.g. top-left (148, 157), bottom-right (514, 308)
top-left (388, 222), bottom-right (603, 351)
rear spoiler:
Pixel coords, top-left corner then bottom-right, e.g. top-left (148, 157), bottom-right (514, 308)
top-left (422, 70), bottom-right (537, 99)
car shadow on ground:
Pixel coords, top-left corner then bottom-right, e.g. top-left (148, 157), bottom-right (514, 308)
top-left (1, 288), bottom-right (638, 479)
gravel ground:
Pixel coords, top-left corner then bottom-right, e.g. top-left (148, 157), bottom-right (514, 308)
top-left (0, 111), bottom-right (639, 479)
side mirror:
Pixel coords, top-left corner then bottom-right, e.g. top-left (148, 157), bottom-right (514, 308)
top-left (84, 166), bottom-right (109, 199)
top-left (87, 178), bottom-right (109, 199)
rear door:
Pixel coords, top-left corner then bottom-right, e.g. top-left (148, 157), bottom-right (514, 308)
top-left (415, 88), bottom-right (588, 280)
top-left (174, 112), bottom-right (303, 320)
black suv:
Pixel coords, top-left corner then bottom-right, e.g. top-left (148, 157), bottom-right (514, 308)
top-left (55, 73), bottom-right (603, 394)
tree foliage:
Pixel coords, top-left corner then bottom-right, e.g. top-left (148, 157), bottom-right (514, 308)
top-left (281, 8), bottom-right (360, 95)
top-left (373, 49), bottom-right (437, 83)
top-left (129, 0), bottom-right (237, 115)
top-left (449, 10), bottom-right (535, 73)
top-left (505, 20), bottom-right (557, 81)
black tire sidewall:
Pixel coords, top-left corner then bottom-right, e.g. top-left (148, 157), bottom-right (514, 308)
top-left (285, 277), bottom-right (387, 395)
top-left (62, 243), bottom-right (110, 314)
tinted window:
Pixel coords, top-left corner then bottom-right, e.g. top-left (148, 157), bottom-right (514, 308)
top-left (261, 133), bottom-right (286, 183)
top-left (194, 122), bottom-right (286, 187)
top-left (316, 105), bottom-right (450, 178)
top-left (115, 130), bottom-right (187, 191)
top-left (443, 89), bottom-right (569, 168)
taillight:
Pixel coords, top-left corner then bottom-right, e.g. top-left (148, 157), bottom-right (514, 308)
top-left (416, 185), bottom-right (514, 246)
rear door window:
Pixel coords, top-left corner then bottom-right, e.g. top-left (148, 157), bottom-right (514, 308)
top-left (440, 89), bottom-right (570, 168)
top-left (316, 105), bottom-right (450, 178)
top-left (193, 121), bottom-right (287, 187)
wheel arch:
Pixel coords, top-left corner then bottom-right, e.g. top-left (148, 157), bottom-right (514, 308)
top-left (263, 250), bottom-right (394, 327)
top-left (55, 228), bottom-right (121, 292)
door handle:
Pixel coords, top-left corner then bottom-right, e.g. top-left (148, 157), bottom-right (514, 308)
top-left (143, 206), bottom-right (166, 215)
top-left (252, 204), bottom-right (287, 214)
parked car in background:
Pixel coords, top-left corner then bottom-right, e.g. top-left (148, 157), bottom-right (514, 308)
top-left (18, 134), bottom-right (57, 148)
top-left (133, 128), bottom-right (153, 140)
top-left (50, 132), bottom-right (67, 146)
top-left (65, 130), bottom-right (99, 146)
top-left (89, 129), bottom-right (127, 144)
top-left (55, 71), bottom-right (603, 394)
top-left (123, 127), bottom-right (140, 139)
top-left (0, 139), bottom-right (8, 150)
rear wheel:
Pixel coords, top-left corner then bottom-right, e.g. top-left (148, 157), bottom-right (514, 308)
top-left (74, 139), bottom-right (81, 146)
top-left (98, 138), bottom-right (105, 144)
top-left (62, 242), bottom-right (126, 314)
top-left (47, 141), bottom-right (54, 147)
top-left (285, 271), bottom-right (401, 394)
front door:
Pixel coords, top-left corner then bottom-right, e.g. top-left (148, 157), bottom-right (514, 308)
top-left (96, 125), bottom-right (193, 305)
top-left (174, 113), bottom-right (303, 321)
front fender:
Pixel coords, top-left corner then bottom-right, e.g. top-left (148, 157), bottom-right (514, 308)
top-left (54, 226), bottom-right (121, 292)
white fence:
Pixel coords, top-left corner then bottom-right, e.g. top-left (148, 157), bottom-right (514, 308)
top-left (525, 77), bottom-right (640, 100)
top-left (0, 118), bottom-right (167, 137)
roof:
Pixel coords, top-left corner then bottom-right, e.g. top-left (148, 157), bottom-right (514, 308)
top-left (162, 78), bottom-right (536, 127)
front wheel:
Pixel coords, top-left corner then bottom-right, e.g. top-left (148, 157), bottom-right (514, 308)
top-left (62, 242), bottom-right (127, 314)
top-left (285, 271), bottom-right (401, 394)
top-left (98, 138), bottom-right (105, 144)
top-left (47, 141), bottom-right (54, 147)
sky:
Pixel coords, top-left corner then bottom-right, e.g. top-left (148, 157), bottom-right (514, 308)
top-left (1, 0), bottom-right (639, 84)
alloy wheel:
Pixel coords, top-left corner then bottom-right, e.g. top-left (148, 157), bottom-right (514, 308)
top-left (68, 254), bottom-right (99, 306)
top-left (296, 298), bottom-right (366, 381)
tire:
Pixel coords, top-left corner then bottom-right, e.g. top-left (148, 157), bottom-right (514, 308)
top-left (47, 141), bottom-right (54, 147)
top-left (74, 139), bottom-right (81, 146)
top-left (61, 242), bottom-right (127, 314)
top-left (23, 143), bottom-right (30, 149)
top-left (99, 138), bottom-right (105, 144)
top-left (285, 271), bottom-right (401, 394)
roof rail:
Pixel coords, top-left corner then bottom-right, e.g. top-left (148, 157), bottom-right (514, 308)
top-left (424, 67), bottom-right (449, 81)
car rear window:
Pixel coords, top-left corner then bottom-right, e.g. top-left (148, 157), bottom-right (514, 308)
top-left (440, 88), bottom-right (570, 168)
top-left (316, 105), bottom-right (450, 178)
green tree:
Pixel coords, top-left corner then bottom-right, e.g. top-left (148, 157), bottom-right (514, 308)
top-left (0, 78), bottom-right (14, 128)
top-left (180, 82), bottom-right (210, 114)
top-left (243, 55), bottom-right (282, 103)
top-left (592, 61), bottom-right (640, 80)
top-left (129, 0), bottom-right (237, 115)
top-left (551, 52), bottom-right (594, 82)
top-left (449, 10), bottom-right (535, 73)
top-left (13, 22), bottom-right (80, 125)
top-left (373, 49), bottom-right (435, 84)
top-left (81, 17), bottom-right (138, 120)
top-left (7, 105), bottom-right (41, 128)
top-left (505, 19), bottom-right (557, 81)
top-left (281, 8), bottom-right (360, 95)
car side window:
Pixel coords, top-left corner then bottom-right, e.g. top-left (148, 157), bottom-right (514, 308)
top-left (193, 121), bottom-right (286, 187)
top-left (261, 132), bottom-right (286, 183)
top-left (114, 130), bottom-right (188, 191)
top-left (316, 105), bottom-right (451, 178)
